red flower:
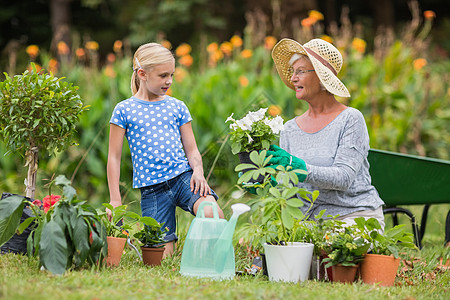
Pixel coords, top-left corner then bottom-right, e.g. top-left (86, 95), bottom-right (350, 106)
top-left (43, 194), bottom-right (61, 213)
top-left (31, 199), bottom-right (42, 207)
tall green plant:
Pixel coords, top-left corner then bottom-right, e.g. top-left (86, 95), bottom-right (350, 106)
top-left (0, 64), bottom-right (87, 198)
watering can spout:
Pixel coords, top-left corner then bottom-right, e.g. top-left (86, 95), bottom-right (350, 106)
top-left (219, 203), bottom-right (250, 241)
top-left (214, 203), bottom-right (250, 273)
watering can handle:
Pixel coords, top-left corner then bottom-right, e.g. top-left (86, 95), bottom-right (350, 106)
top-left (196, 201), bottom-right (219, 219)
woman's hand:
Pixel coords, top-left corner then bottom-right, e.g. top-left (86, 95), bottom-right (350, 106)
top-left (266, 145), bottom-right (308, 182)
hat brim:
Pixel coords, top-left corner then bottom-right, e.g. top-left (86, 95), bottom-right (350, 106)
top-left (271, 38), bottom-right (350, 98)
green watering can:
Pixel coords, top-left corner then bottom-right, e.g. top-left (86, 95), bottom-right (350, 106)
top-left (179, 202), bottom-right (250, 280)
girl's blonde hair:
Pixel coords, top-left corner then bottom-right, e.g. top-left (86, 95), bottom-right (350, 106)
top-left (131, 43), bottom-right (175, 95)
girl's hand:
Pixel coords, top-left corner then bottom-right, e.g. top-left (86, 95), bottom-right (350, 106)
top-left (190, 170), bottom-right (211, 197)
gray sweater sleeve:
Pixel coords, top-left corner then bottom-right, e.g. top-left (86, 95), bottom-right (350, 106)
top-left (302, 113), bottom-right (369, 190)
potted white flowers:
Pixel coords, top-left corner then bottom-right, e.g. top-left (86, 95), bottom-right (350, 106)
top-left (226, 107), bottom-right (284, 156)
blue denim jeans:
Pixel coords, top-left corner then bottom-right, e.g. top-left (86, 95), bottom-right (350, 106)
top-left (140, 170), bottom-right (218, 242)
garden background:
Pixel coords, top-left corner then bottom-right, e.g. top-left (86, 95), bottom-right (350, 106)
top-left (1, 0), bottom-right (449, 257)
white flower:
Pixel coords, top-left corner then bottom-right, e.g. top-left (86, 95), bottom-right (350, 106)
top-left (236, 116), bottom-right (253, 131)
top-left (246, 132), bottom-right (254, 143)
top-left (265, 116), bottom-right (284, 134)
top-left (246, 108), bottom-right (267, 123)
top-left (230, 123), bottom-right (238, 130)
top-left (225, 113), bottom-right (235, 123)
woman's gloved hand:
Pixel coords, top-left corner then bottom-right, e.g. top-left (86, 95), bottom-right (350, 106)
top-left (265, 145), bottom-right (308, 182)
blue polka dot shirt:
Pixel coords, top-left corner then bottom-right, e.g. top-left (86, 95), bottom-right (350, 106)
top-left (110, 96), bottom-right (192, 188)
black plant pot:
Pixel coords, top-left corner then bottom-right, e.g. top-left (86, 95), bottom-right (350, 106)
top-left (237, 151), bottom-right (265, 184)
top-left (0, 193), bottom-right (35, 255)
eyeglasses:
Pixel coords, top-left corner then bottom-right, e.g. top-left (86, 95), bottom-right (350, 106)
top-left (292, 69), bottom-right (315, 76)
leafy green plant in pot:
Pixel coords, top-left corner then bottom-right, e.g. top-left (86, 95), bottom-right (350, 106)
top-left (98, 203), bottom-right (140, 266)
top-left (321, 223), bottom-right (371, 283)
top-left (0, 63), bottom-right (87, 199)
top-left (0, 175), bottom-right (107, 275)
top-left (354, 217), bottom-right (417, 286)
top-left (133, 215), bottom-right (169, 266)
top-left (234, 150), bottom-right (319, 282)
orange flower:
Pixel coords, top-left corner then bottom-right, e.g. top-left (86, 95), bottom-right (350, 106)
top-left (57, 41), bottom-right (70, 55)
top-left (27, 63), bottom-right (42, 73)
top-left (320, 35), bottom-right (334, 44)
top-left (239, 75), bottom-right (249, 87)
top-left (174, 67), bottom-right (188, 83)
top-left (264, 36), bottom-right (277, 50)
top-left (113, 40), bottom-right (123, 52)
top-left (107, 53), bottom-right (116, 63)
top-left (48, 58), bottom-right (59, 74)
top-left (268, 105), bottom-right (282, 117)
top-left (160, 40), bottom-right (172, 49)
top-left (207, 42), bottom-right (219, 53)
top-left (76, 48), bottom-right (86, 59)
top-left (166, 88), bottom-right (172, 96)
top-left (26, 45), bottom-right (39, 58)
top-left (230, 35), bottom-right (243, 48)
top-left (85, 41), bottom-right (99, 51)
top-left (413, 58), bottom-right (427, 70)
top-left (351, 38), bottom-right (366, 54)
top-left (308, 10), bottom-right (324, 21)
top-left (301, 17), bottom-right (316, 28)
top-left (240, 49), bottom-right (253, 59)
top-left (175, 43), bottom-right (192, 57)
top-left (179, 54), bottom-right (193, 67)
top-left (104, 65), bottom-right (116, 78)
top-left (424, 10), bottom-right (436, 20)
top-left (220, 41), bottom-right (233, 56)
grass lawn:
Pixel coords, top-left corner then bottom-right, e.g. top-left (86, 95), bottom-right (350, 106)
top-left (1, 204), bottom-right (449, 300)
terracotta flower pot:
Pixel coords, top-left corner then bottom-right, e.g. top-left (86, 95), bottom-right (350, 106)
top-left (106, 236), bottom-right (127, 267)
top-left (331, 264), bottom-right (359, 283)
top-left (360, 254), bottom-right (400, 286)
top-left (141, 246), bottom-right (165, 266)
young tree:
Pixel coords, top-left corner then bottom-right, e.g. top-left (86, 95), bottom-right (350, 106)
top-left (0, 64), bottom-right (87, 199)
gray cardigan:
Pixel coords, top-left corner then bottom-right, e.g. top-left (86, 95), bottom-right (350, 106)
top-left (280, 107), bottom-right (384, 219)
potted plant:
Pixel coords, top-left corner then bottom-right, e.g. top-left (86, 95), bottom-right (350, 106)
top-left (235, 150), bottom-right (319, 283)
top-left (0, 63), bottom-right (87, 199)
top-left (133, 215), bottom-right (168, 266)
top-left (0, 175), bottom-right (107, 275)
top-left (226, 107), bottom-right (284, 181)
top-left (354, 217), bottom-right (417, 286)
top-left (321, 224), bottom-right (371, 283)
top-left (98, 204), bottom-right (139, 267)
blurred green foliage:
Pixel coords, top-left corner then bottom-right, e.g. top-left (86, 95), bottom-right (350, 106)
top-left (0, 18), bottom-right (448, 212)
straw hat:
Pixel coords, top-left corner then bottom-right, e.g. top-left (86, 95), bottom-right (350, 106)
top-left (272, 38), bottom-right (350, 98)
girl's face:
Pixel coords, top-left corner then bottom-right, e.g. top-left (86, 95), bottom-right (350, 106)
top-left (138, 61), bottom-right (175, 100)
top-left (290, 57), bottom-right (322, 100)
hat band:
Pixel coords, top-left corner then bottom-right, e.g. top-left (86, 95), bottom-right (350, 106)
top-left (303, 47), bottom-right (337, 76)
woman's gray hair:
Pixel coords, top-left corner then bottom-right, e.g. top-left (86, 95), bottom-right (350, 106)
top-left (289, 53), bottom-right (328, 93)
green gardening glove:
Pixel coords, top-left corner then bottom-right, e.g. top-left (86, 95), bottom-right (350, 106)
top-left (265, 145), bottom-right (308, 182)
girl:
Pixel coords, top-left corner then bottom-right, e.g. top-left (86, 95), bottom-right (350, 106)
top-left (107, 42), bottom-right (223, 256)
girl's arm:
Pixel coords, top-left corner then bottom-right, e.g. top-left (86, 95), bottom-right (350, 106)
top-left (180, 121), bottom-right (211, 197)
top-left (107, 124), bottom-right (125, 218)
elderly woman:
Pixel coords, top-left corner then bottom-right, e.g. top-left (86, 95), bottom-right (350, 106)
top-left (267, 38), bottom-right (385, 229)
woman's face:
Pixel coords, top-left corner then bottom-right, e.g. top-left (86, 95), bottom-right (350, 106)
top-left (290, 57), bottom-right (322, 100)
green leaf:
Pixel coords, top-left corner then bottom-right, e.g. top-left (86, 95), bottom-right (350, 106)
top-left (72, 216), bottom-right (90, 265)
top-left (281, 207), bottom-right (294, 229)
top-left (0, 195), bottom-right (26, 246)
top-left (17, 217), bottom-right (36, 234)
top-left (39, 220), bottom-right (69, 275)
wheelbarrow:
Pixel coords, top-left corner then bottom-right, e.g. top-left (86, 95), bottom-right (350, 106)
top-left (368, 148), bottom-right (450, 249)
